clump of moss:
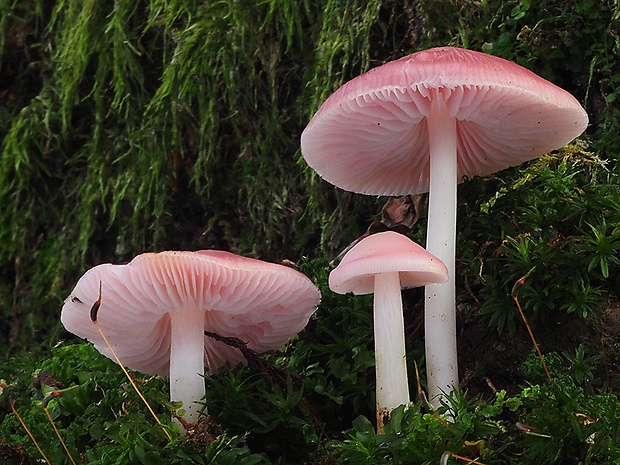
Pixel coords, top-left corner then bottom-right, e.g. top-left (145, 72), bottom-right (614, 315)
top-left (0, 0), bottom-right (389, 354)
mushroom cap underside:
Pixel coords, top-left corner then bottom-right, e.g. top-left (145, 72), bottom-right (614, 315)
top-left (61, 250), bottom-right (321, 376)
top-left (301, 46), bottom-right (589, 196)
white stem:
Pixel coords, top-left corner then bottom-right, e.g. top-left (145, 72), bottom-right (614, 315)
top-left (373, 272), bottom-right (409, 431)
top-left (424, 90), bottom-right (459, 409)
top-left (169, 309), bottom-right (206, 425)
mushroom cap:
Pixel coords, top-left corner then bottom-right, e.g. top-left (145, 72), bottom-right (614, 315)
top-left (301, 46), bottom-right (589, 196)
top-left (61, 250), bottom-right (321, 376)
top-left (329, 231), bottom-right (448, 295)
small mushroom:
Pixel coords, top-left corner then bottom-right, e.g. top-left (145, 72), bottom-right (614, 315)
top-left (61, 250), bottom-right (321, 427)
top-left (328, 231), bottom-right (448, 431)
top-left (301, 46), bottom-right (588, 406)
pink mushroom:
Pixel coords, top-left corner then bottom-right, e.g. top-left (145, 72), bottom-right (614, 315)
top-left (329, 231), bottom-right (448, 430)
top-left (301, 46), bottom-right (588, 407)
top-left (61, 250), bottom-right (321, 426)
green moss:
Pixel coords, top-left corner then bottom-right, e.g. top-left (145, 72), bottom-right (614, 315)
top-left (2, 0), bottom-right (620, 367)
top-left (0, 0), bottom-right (392, 353)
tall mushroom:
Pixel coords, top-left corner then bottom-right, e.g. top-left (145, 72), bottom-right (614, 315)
top-left (61, 250), bottom-right (321, 426)
top-left (301, 46), bottom-right (588, 406)
top-left (329, 231), bottom-right (448, 431)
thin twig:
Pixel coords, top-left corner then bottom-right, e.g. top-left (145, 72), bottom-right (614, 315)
top-left (600, 332), bottom-right (611, 389)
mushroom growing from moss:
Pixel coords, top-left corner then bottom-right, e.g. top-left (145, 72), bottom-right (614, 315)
top-left (301, 46), bottom-right (588, 407)
top-left (61, 250), bottom-right (321, 426)
top-left (329, 231), bottom-right (448, 431)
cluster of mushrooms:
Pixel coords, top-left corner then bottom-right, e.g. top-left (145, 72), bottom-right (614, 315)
top-left (61, 47), bottom-right (588, 434)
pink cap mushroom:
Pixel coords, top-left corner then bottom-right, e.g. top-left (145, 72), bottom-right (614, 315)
top-left (329, 231), bottom-right (448, 431)
top-left (61, 250), bottom-right (321, 426)
top-left (302, 46), bottom-right (588, 407)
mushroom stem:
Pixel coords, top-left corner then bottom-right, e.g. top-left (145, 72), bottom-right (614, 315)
top-left (169, 308), bottom-right (206, 425)
top-left (373, 272), bottom-right (410, 432)
top-left (424, 91), bottom-right (459, 409)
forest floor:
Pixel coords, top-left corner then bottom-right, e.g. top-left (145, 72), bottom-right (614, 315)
top-left (457, 297), bottom-right (620, 398)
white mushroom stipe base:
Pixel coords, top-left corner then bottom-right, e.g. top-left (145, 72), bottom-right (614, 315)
top-left (373, 272), bottom-right (410, 423)
top-left (169, 307), bottom-right (207, 421)
top-left (61, 250), bottom-right (321, 428)
top-left (329, 231), bottom-right (448, 431)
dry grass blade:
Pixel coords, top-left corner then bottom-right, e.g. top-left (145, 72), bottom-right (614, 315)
top-left (441, 451), bottom-right (488, 464)
top-left (413, 359), bottom-right (432, 412)
top-left (413, 361), bottom-right (467, 447)
top-left (9, 398), bottom-right (51, 465)
top-left (42, 395), bottom-right (78, 465)
top-left (511, 267), bottom-right (552, 383)
top-left (90, 281), bottom-right (173, 441)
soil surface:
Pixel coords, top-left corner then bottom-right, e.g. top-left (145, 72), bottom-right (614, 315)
top-left (456, 298), bottom-right (620, 398)
top-left (402, 286), bottom-right (620, 399)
